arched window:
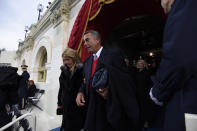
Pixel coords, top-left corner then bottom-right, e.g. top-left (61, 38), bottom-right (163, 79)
top-left (38, 48), bottom-right (47, 82)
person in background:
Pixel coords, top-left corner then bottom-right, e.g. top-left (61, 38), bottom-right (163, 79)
top-left (18, 65), bottom-right (30, 110)
top-left (124, 58), bottom-right (130, 67)
top-left (134, 59), bottom-right (153, 130)
top-left (57, 48), bottom-right (86, 131)
top-left (27, 80), bottom-right (39, 97)
top-left (124, 57), bottom-right (136, 84)
top-left (0, 66), bottom-right (19, 131)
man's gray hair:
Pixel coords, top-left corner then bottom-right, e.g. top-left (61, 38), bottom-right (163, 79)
top-left (84, 30), bottom-right (101, 41)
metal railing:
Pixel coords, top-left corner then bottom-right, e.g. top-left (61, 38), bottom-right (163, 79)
top-left (0, 112), bottom-right (36, 131)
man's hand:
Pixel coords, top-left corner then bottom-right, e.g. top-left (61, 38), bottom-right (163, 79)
top-left (149, 88), bottom-right (163, 106)
top-left (57, 106), bottom-right (63, 109)
top-left (161, 0), bottom-right (174, 14)
top-left (76, 93), bottom-right (85, 106)
top-left (98, 88), bottom-right (108, 100)
top-left (56, 106), bottom-right (63, 115)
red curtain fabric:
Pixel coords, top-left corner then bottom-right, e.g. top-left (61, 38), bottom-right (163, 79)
top-left (89, 0), bottom-right (100, 20)
top-left (67, 0), bottom-right (92, 50)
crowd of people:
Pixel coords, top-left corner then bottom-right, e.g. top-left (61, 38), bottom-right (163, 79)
top-left (1, 0), bottom-right (197, 130)
top-left (57, 0), bottom-right (197, 130)
top-left (57, 30), bottom-right (160, 131)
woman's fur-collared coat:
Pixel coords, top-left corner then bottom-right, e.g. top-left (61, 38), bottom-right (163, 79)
top-left (58, 63), bottom-right (86, 131)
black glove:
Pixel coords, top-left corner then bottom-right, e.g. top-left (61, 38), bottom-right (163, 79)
top-left (60, 65), bottom-right (69, 71)
top-left (56, 108), bottom-right (63, 115)
top-left (60, 65), bottom-right (70, 77)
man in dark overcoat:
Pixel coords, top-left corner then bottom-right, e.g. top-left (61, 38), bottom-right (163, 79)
top-left (76, 30), bottom-right (140, 131)
top-left (150, 0), bottom-right (197, 130)
top-left (18, 65), bottom-right (30, 109)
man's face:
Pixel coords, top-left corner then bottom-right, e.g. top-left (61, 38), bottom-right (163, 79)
top-left (161, 0), bottom-right (174, 14)
top-left (137, 61), bottom-right (145, 69)
top-left (83, 33), bottom-right (101, 54)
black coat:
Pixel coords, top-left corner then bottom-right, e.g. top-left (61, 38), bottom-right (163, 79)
top-left (0, 108), bottom-right (12, 131)
top-left (18, 71), bottom-right (30, 98)
top-left (0, 67), bottom-right (19, 130)
top-left (79, 48), bottom-right (140, 131)
top-left (58, 63), bottom-right (86, 131)
top-left (134, 69), bottom-right (154, 124)
top-left (0, 67), bottom-right (19, 108)
top-left (152, 0), bottom-right (197, 130)
top-left (27, 85), bottom-right (38, 97)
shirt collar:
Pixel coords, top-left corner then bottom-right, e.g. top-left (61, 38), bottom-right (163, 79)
top-left (93, 46), bottom-right (103, 58)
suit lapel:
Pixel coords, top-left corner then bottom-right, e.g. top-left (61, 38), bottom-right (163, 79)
top-left (86, 55), bottom-right (93, 82)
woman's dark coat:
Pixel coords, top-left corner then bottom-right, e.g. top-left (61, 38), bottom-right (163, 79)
top-left (57, 63), bottom-right (86, 131)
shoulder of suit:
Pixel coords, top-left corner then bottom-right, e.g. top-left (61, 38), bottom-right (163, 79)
top-left (84, 55), bottom-right (93, 63)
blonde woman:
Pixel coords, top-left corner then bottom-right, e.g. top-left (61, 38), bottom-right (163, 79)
top-left (57, 48), bottom-right (85, 131)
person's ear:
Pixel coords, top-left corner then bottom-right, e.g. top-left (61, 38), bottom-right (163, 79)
top-left (96, 38), bottom-right (101, 45)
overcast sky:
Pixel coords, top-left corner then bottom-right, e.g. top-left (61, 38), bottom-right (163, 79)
top-left (0, 0), bottom-right (54, 51)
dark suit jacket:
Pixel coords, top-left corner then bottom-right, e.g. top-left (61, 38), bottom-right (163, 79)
top-left (79, 48), bottom-right (128, 98)
top-left (79, 48), bottom-right (139, 131)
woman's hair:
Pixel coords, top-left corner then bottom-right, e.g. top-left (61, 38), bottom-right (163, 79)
top-left (62, 48), bottom-right (81, 71)
top-left (28, 80), bottom-right (35, 85)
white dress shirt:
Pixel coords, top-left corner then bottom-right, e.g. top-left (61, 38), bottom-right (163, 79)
top-left (93, 46), bottom-right (103, 60)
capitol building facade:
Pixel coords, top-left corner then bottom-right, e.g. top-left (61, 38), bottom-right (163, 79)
top-left (0, 0), bottom-right (86, 130)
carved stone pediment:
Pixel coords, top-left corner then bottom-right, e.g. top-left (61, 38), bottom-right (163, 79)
top-left (16, 37), bottom-right (34, 58)
top-left (60, 1), bottom-right (70, 15)
top-left (50, 1), bottom-right (70, 25)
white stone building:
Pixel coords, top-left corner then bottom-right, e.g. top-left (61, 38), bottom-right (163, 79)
top-left (14, 0), bottom-right (85, 130)
top-left (0, 50), bottom-right (17, 66)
